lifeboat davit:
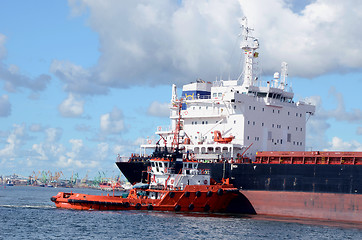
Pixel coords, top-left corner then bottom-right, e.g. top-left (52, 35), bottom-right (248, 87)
top-left (213, 131), bottom-right (234, 144)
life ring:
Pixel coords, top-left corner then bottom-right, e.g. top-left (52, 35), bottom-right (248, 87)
top-left (204, 180), bottom-right (208, 185)
top-left (184, 111), bottom-right (188, 115)
top-left (170, 179), bottom-right (174, 184)
top-left (148, 140), bottom-right (152, 144)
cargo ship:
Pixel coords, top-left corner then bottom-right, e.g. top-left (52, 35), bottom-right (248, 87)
top-left (116, 18), bottom-right (362, 223)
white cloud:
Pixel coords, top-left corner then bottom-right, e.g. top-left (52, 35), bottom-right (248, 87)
top-left (29, 124), bottom-right (43, 132)
top-left (96, 142), bottom-right (109, 161)
top-left (0, 94), bottom-right (11, 117)
top-left (306, 88), bottom-right (362, 150)
top-left (63, 0), bottom-right (242, 92)
top-left (325, 137), bottom-right (362, 151)
top-left (307, 88), bottom-right (362, 123)
top-left (0, 124), bottom-right (25, 159)
top-left (239, 0), bottom-right (362, 77)
top-left (0, 33), bottom-right (51, 93)
top-left (50, 60), bottom-right (108, 95)
top-left (147, 101), bottom-right (170, 117)
top-left (45, 128), bottom-right (62, 143)
top-left (32, 143), bottom-right (48, 161)
top-left (58, 93), bottom-right (84, 117)
top-left (100, 107), bottom-right (124, 134)
top-left (61, 0), bottom-right (362, 97)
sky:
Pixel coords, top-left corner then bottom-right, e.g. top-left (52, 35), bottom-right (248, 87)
top-left (0, 0), bottom-right (361, 179)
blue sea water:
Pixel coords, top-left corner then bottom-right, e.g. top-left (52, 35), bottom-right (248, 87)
top-left (0, 186), bottom-right (361, 240)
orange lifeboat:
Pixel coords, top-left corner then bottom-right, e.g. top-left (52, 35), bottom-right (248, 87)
top-left (213, 131), bottom-right (234, 144)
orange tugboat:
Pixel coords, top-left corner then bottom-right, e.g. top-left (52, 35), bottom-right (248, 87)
top-left (51, 155), bottom-right (239, 212)
top-left (51, 100), bottom-right (239, 212)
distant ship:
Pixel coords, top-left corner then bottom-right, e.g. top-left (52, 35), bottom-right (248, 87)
top-left (116, 18), bottom-right (362, 223)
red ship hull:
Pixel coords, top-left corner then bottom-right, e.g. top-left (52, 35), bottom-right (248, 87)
top-left (239, 190), bottom-right (362, 223)
top-left (51, 184), bottom-right (239, 213)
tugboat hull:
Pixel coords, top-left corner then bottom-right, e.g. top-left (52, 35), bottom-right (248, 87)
top-left (51, 185), bottom-right (239, 213)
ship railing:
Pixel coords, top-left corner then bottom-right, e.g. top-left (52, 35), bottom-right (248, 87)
top-left (128, 155), bottom-right (151, 163)
top-left (147, 167), bottom-right (176, 174)
top-left (117, 156), bottom-right (131, 162)
top-left (255, 152), bottom-right (362, 165)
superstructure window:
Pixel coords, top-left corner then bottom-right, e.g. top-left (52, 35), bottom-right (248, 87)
top-left (218, 93), bottom-right (222, 97)
top-left (213, 93), bottom-right (217, 98)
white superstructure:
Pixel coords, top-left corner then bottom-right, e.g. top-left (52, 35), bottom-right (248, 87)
top-left (143, 18), bottom-right (315, 161)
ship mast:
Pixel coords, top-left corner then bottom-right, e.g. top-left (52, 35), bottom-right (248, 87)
top-left (240, 17), bottom-right (259, 89)
top-left (171, 99), bottom-right (182, 152)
